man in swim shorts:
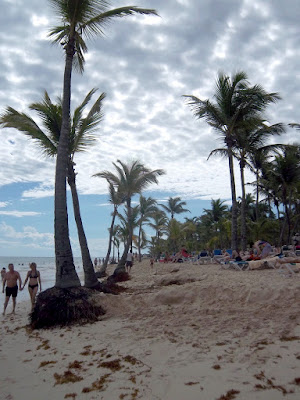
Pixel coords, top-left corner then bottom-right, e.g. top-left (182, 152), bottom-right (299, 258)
top-left (2, 263), bottom-right (22, 315)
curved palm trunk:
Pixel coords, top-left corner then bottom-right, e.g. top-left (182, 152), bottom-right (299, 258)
top-left (240, 160), bottom-right (247, 251)
top-left (138, 220), bottom-right (143, 262)
top-left (55, 37), bottom-right (80, 288)
top-left (228, 148), bottom-right (238, 250)
top-left (67, 164), bottom-right (99, 288)
top-left (115, 198), bottom-right (132, 273)
top-left (99, 208), bottom-right (117, 275)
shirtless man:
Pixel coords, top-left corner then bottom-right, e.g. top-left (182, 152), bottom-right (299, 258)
top-left (2, 264), bottom-right (22, 315)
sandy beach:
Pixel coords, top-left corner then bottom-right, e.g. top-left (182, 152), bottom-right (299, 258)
top-left (1, 260), bottom-right (299, 400)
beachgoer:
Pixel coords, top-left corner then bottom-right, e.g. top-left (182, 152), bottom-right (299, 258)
top-left (253, 240), bottom-right (273, 259)
top-left (125, 251), bottom-right (133, 273)
top-left (292, 233), bottom-right (300, 251)
top-left (22, 262), bottom-right (42, 311)
top-left (2, 264), bottom-right (22, 315)
top-left (1, 267), bottom-right (6, 281)
top-left (94, 258), bottom-right (98, 267)
top-left (150, 257), bottom-right (154, 270)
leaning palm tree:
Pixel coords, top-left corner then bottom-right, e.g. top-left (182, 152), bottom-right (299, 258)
top-left (184, 71), bottom-right (281, 249)
top-left (49, 0), bottom-right (158, 287)
top-left (0, 89), bottom-right (105, 288)
top-left (94, 160), bottom-right (165, 273)
top-left (137, 196), bottom-right (158, 261)
top-left (160, 197), bottom-right (190, 219)
top-left (233, 122), bottom-right (284, 250)
top-left (98, 182), bottom-right (125, 275)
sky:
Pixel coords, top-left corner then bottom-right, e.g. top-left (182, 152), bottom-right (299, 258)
top-left (0, 0), bottom-right (299, 257)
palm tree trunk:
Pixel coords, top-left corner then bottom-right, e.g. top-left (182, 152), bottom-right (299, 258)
top-left (228, 148), bottom-right (238, 250)
top-left (55, 36), bottom-right (80, 288)
top-left (255, 170), bottom-right (259, 221)
top-left (67, 163), bottom-right (99, 288)
top-left (99, 209), bottom-right (117, 274)
top-left (240, 161), bottom-right (247, 251)
top-left (116, 199), bottom-right (132, 272)
top-left (138, 220), bottom-right (142, 262)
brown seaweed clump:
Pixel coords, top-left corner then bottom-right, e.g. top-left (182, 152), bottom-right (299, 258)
top-left (30, 287), bottom-right (105, 329)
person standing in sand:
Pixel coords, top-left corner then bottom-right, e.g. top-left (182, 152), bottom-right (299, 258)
top-left (22, 262), bottom-right (42, 311)
top-left (1, 267), bottom-right (6, 281)
top-left (2, 263), bottom-right (22, 315)
top-left (150, 257), bottom-right (154, 270)
top-left (125, 250), bottom-right (133, 273)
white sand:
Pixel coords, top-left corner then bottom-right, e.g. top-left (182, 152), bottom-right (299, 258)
top-left (1, 260), bottom-right (300, 400)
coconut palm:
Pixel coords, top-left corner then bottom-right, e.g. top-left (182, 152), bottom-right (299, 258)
top-left (234, 123), bottom-right (284, 249)
top-left (93, 160), bottom-right (165, 272)
top-left (137, 196), bottom-right (158, 261)
top-left (97, 182), bottom-right (125, 275)
top-left (184, 71), bottom-right (281, 250)
top-left (266, 146), bottom-right (300, 244)
top-left (49, 0), bottom-right (158, 287)
top-left (0, 89), bottom-right (105, 287)
top-left (160, 197), bottom-right (190, 219)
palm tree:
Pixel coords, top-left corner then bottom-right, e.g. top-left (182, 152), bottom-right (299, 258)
top-left (184, 71), bottom-right (281, 250)
top-left (233, 122), bottom-right (284, 250)
top-left (267, 146), bottom-right (300, 244)
top-left (93, 160), bottom-right (165, 272)
top-left (248, 147), bottom-right (272, 221)
top-left (0, 89), bottom-right (105, 287)
top-left (160, 197), bottom-right (190, 219)
top-left (97, 182), bottom-right (125, 275)
top-left (137, 196), bottom-right (158, 261)
top-left (49, 0), bottom-right (158, 287)
top-left (148, 210), bottom-right (168, 258)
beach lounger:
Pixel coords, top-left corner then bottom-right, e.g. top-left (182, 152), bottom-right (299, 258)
top-left (196, 251), bottom-right (211, 265)
top-left (228, 261), bottom-right (249, 271)
top-left (277, 263), bottom-right (300, 277)
top-left (212, 249), bottom-right (224, 263)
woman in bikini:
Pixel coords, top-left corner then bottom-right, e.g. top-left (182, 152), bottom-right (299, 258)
top-left (22, 262), bottom-right (42, 310)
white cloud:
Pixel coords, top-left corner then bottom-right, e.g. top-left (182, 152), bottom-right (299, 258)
top-left (0, 211), bottom-right (41, 217)
top-left (0, 222), bottom-right (54, 251)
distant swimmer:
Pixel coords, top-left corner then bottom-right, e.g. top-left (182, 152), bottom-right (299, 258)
top-left (2, 263), bottom-right (23, 315)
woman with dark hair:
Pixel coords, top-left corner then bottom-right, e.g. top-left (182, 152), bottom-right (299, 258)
top-left (22, 262), bottom-right (42, 310)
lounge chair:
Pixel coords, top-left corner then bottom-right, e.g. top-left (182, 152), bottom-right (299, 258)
top-left (220, 260), bottom-right (249, 271)
top-left (212, 249), bottom-right (223, 263)
top-left (196, 251), bottom-right (211, 265)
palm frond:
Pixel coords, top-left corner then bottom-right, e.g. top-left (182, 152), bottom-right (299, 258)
top-left (0, 106), bottom-right (57, 157)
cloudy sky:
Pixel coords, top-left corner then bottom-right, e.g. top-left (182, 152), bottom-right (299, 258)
top-left (0, 0), bottom-right (299, 257)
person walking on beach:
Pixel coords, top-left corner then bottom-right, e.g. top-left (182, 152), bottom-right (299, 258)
top-left (1, 267), bottom-right (6, 281)
top-left (125, 250), bottom-right (133, 273)
top-left (22, 262), bottom-right (42, 311)
top-left (2, 263), bottom-right (22, 315)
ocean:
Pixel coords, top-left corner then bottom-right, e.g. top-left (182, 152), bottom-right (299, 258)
top-left (0, 256), bottom-right (88, 304)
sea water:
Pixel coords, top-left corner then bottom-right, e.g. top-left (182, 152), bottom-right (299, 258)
top-left (0, 256), bottom-right (86, 304)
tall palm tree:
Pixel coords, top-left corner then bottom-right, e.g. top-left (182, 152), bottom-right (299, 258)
top-left (267, 146), bottom-right (300, 244)
top-left (233, 123), bottom-right (284, 250)
top-left (184, 71), bottom-right (281, 250)
top-left (97, 182), bottom-right (125, 275)
top-left (0, 89), bottom-right (105, 287)
top-left (49, 0), bottom-right (158, 287)
top-left (160, 197), bottom-right (190, 219)
top-left (148, 210), bottom-right (168, 258)
top-left (137, 196), bottom-right (158, 261)
top-left (94, 160), bottom-right (165, 271)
